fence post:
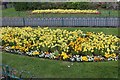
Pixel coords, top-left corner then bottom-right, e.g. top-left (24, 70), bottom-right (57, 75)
top-left (62, 17), bottom-right (64, 27)
top-left (23, 18), bottom-right (25, 26)
top-left (105, 17), bottom-right (108, 27)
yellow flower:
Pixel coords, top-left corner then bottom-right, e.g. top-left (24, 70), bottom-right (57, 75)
top-left (33, 51), bottom-right (40, 55)
top-left (104, 53), bottom-right (110, 58)
top-left (83, 47), bottom-right (87, 52)
top-left (63, 54), bottom-right (69, 60)
top-left (82, 56), bottom-right (88, 61)
top-left (24, 48), bottom-right (29, 52)
top-left (107, 48), bottom-right (110, 52)
top-left (61, 52), bottom-right (66, 56)
top-left (32, 9), bottom-right (99, 14)
top-left (11, 46), bottom-right (15, 49)
top-left (61, 52), bottom-right (69, 60)
top-left (91, 49), bottom-right (94, 52)
top-left (111, 53), bottom-right (116, 58)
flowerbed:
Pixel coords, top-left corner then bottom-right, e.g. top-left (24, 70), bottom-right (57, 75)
top-left (32, 9), bottom-right (100, 14)
top-left (1, 27), bottom-right (119, 62)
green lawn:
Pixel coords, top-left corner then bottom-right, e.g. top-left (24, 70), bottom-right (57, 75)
top-left (1, 8), bottom-right (119, 17)
top-left (2, 52), bottom-right (119, 78)
top-left (49, 27), bottom-right (119, 36)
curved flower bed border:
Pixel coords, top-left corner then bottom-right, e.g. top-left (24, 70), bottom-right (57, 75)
top-left (32, 9), bottom-right (100, 14)
top-left (1, 48), bottom-right (119, 62)
top-left (1, 27), bottom-right (119, 62)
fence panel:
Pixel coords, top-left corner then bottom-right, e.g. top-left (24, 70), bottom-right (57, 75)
top-left (2, 17), bottom-right (23, 26)
top-left (100, 18), bottom-right (106, 26)
top-left (114, 18), bottom-right (119, 26)
top-left (55, 18), bottom-right (62, 26)
top-left (2, 17), bottom-right (119, 27)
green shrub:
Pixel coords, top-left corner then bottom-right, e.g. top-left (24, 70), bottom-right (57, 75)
top-left (13, 2), bottom-right (95, 11)
top-left (13, 2), bottom-right (28, 11)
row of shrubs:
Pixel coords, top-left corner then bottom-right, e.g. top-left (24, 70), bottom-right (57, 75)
top-left (13, 2), bottom-right (111, 11)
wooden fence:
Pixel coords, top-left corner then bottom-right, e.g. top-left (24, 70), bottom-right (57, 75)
top-left (2, 17), bottom-right (119, 27)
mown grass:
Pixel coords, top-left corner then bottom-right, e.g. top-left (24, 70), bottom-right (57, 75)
top-left (33, 27), bottom-right (118, 36)
top-left (1, 8), bottom-right (119, 17)
top-left (49, 27), bottom-right (119, 36)
top-left (2, 52), bottom-right (119, 78)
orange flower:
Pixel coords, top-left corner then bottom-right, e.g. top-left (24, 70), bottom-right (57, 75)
top-left (45, 52), bottom-right (49, 55)
top-left (15, 46), bottom-right (19, 49)
top-left (94, 57), bottom-right (101, 61)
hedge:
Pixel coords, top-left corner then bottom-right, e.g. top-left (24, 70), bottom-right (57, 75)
top-left (13, 2), bottom-right (96, 11)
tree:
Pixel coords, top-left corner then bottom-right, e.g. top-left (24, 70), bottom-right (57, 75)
top-left (2, 2), bottom-right (8, 9)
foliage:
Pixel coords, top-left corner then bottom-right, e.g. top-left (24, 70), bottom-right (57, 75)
top-left (1, 27), bottom-right (119, 62)
top-left (13, 2), bottom-right (28, 11)
top-left (13, 2), bottom-right (97, 11)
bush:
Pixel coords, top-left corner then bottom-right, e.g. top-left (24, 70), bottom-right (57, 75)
top-left (13, 2), bottom-right (29, 11)
top-left (13, 2), bottom-right (95, 11)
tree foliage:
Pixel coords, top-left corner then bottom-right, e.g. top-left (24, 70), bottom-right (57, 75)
top-left (13, 2), bottom-right (95, 11)
top-left (13, 2), bottom-right (119, 11)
